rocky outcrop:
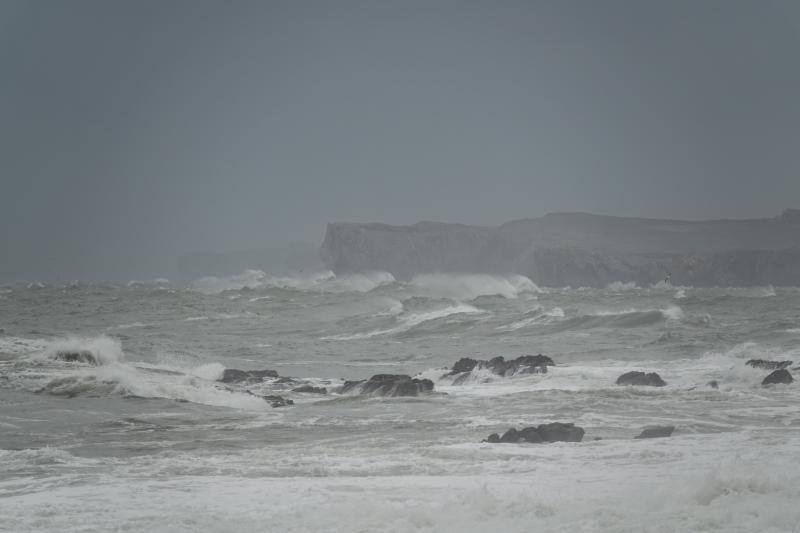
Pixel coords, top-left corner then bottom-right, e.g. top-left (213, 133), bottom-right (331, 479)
top-left (762, 369), bottom-right (793, 385)
top-left (219, 369), bottom-right (279, 384)
top-left (746, 359), bottom-right (792, 370)
top-left (54, 350), bottom-right (97, 365)
top-left (291, 385), bottom-right (327, 394)
top-left (485, 423), bottom-right (584, 444)
top-left (616, 371), bottom-right (666, 387)
top-left (320, 210), bottom-right (800, 287)
top-left (339, 374), bottom-right (434, 397)
top-left (635, 425), bottom-right (675, 439)
top-left (445, 355), bottom-right (554, 381)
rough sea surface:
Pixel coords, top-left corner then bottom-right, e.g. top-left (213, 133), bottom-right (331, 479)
top-left (1, 271), bottom-right (799, 532)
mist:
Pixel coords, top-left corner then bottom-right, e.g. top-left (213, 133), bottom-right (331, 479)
top-left (2, 0), bottom-right (799, 282)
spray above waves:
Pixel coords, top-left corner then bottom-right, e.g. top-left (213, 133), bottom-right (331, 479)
top-left (191, 269), bottom-right (396, 294)
top-left (408, 273), bottom-right (542, 300)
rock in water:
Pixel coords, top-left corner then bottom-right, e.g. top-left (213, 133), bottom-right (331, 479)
top-left (615, 371), bottom-right (666, 387)
top-left (484, 423), bottom-right (584, 444)
top-left (746, 359), bottom-right (792, 370)
top-left (291, 385), bottom-right (327, 394)
top-left (635, 425), bottom-right (675, 439)
top-left (219, 369), bottom-right (279, 383)
top-left (445, 354), bottom-right (555, 379)
top-left (339, 374), bottom-right (434, 397)
top-left (262, 395), bottom-right (294, 408)
top-left (762, 369), bottom-right (793, 386)
top-left (54, 350), bottom-right (97, 365)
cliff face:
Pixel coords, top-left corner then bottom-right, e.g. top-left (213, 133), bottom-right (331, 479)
top-left (320, 210), bottom-right (800, 287)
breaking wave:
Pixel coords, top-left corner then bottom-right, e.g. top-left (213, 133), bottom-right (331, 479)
top-left (326, 304), bottom-right (485, 340)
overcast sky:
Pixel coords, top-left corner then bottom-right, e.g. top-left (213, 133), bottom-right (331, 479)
top-left (1, 0), bottom-right (799, 281)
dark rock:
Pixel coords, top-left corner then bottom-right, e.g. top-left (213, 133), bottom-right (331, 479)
top-left (220, 368), bottom-right (279, 383)
top-left (615, 371), bottom-right (666, 387)
top-left (54, 350), bottom-right (97, 365)
top-left (485, 422), bottom-right (584, 444)
top-left (746, 359), bottom-right (792, 370)
top-left (446, 354), bottom-right (554, 378)
top-left (707, 380), bottom-right (719, 389)
top-left (536, 422), bottom-right (584, 442)
top-left (339, 374), bottom-right (435, 397)
top-left (292, 385), bottom-right (327, 394)
top-left (450, 357), bottom-right (479, 374)
top-left (485, 433), bottom-right (501, 443)
top-left (635, 425), bottom-right (675, 439)
top-left (762, 369), bottom-right (793, 386)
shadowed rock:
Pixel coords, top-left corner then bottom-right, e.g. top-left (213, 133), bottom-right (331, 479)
top-left (340, 374), bottom-right (434, 397)
top-left (484, 422), bottom-right (584, 444)
top-left (219, 369), bottom-right (279, 383)
top-left (635, 425), bottom-right (675, 439)
top-left (746, 359), bottom-right (792, 370)
top-left (615, 371), bottom-right (666, 387)
top-left (54, 350), bottom-right (97, 365)
top-left (446, 354), bottom-right (555, 380)
top-left (762, 369), bottom-right (793, 386)
top-left (291, 385), bottom-right (327, 394)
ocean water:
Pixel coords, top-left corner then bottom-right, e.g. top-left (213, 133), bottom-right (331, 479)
top-left (1, 272), bottom-right (799, 532)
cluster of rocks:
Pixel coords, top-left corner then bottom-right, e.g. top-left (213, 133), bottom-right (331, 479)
top-left (444, 354), bottom-right (554, 383)
top-left (484, 422), bottom-right (677, 444)
top-left (485, 422), bottom-right (584, 443)
top-left (340, 374), bottom-right (434, 397)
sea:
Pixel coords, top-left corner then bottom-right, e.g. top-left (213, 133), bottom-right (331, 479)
top-left (1, 270), bottom-right (799, 532)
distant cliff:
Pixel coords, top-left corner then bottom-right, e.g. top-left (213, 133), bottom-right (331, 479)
top-left (320, 210), bottom-right (800, 287)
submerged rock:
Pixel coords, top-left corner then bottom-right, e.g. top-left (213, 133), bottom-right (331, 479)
top-left (54, 350), bottom-right (97, 365)
top-left (484, 422), bottom-right (584, 444)
top-left (615, 371), bottom-right (666, 387)
top-left (762, 369), bottom-right (793, 386)
top-left (446, 354), bottom-right (555, 379)
top-left (219, 368), bottom-right (279, 384)
top-left (340, 374), bottom-right (434, 397)
top-left (291, 385), bottom-right (327, 394)
top-left (746, 359), bottom-right (792, 370)
top-left (635, 425), bottom-right (675, 439)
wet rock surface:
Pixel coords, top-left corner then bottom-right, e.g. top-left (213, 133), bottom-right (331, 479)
top-left (762, 369), bottom-right (793, 386)
top-left (615, 371), bottom-right (666, 387)
top-left (340, 374), bottom-right (434, 397)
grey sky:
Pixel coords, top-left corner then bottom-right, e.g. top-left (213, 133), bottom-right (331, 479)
top-left (1, 0), bottom-right (799, 282)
